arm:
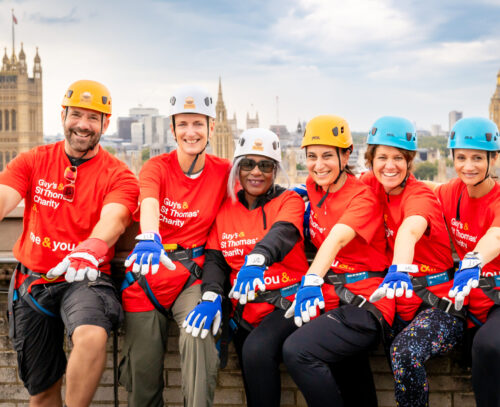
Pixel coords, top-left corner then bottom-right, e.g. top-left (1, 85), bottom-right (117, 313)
top-left (90, 202), bottom-right (132, 247)
top-left (251, 221), bottom-right (301, 265)
top-left (307, 223), bottom-right (356, 277)
top-left (202, 248), bottom-right (231, 296)
top-left (139, 197), bottom-right (160, 233)
top-left (473, 226), bottom-right (500, 265)
top-left (392, 215), bottom-right (428, 264)
top-left (421, 180), bottom-right (441, 192)
top-left (0, 184), bottom-right (23, 221)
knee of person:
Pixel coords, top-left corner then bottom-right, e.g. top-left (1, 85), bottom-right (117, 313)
top-left (390, 344), bottom-right (417, 371)
top-left (72, 324), bottom-right (108, 351)
top-left (472, 330), bottom-right (500, 362)
top-left (282, 335), bottom-right (306, 367)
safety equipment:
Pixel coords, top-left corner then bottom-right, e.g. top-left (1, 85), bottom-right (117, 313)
top-left (61, 80), bottom-right (112, 115)
top-left (449, 252), bottom-right (482, 311)
top-left (285, 274), bottom-right (325, 327)
top-left (47, 238), bottom-right (109, 282)
top-left (234, 128), bottom-right (282, 163)
top-left (367, 116), bottom-right (417, 151)
top-left (448, 117), bottom-right (500, 151)
top-left (124, 232), bottom-right (176, 275)
top-left (291, 184), bottom-right (311, 240)
top-left (183, 291), bottom-right (222, 339)
top-left (301, 115), bottom-right (352, 149)
top-left (229, 254), bottom-right (267, 304)
top-left (168, 85), bottom-right (216, 118)
top-left (370, 264), bottom-right (417, 302)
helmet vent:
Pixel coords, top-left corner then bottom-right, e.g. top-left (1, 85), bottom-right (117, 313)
top-left (239, 138), bottom-right (245, 146)
top-left (450, 131), bottom-right (455, 140)
top-left (406, 132), bottom-right (413, 141)
top-left (204, 97), bottom-right (210, 107)
top-left (341, 126), bottom-right (344, 134)
top-left (170, 96), bottom-right (176, 106)
top-left (486, 133), bottom-right (492, 142)
top-left (371, 127), bottom-right (377, 135)
top-left (332, 127), bottom-right (338, 136)
top-left (67, 90), bottom-right (73, 98)
top-left (102, 96), bottom-right (108, 105)
top-left (272, 141), bottom-right (279, 150)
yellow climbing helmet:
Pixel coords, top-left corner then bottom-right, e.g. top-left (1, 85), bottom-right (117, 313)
top-left (301, 115), bottom-right (352, 149)
top-left (61, 80), bottom-right (112, 115)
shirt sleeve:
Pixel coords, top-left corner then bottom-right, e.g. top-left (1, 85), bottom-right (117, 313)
top-left (138, 157), bottom-right (163, 202)
top-left (102, 162), bottom-right (140, 214)
top-left (0, 149), bottom-right (35, 197)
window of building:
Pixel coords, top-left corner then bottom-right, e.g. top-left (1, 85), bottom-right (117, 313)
top-left (5, 151), bottom-right (10, 163)
top-left (4, 110), bottom-right (9, 131)
top-left (11, 110), bottom-right (16, 131)
top-left (0, 110), bottom-right (2, 131)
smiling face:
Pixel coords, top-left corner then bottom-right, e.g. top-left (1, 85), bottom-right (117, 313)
top-left (171, 113), bottom-right (212, 156)
top-left (453, 148), bottom-right (492, 186)
top-left (239, 154), bottom-right (275, 207)
top-left (372, 145), bottom-right (410, 194)
top-left (61, 106), bottom-right (109, 157)
top-left (305, 145), bottom-right (349, 191)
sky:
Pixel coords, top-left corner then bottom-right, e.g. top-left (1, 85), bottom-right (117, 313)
top-left (1, 0), bottom-right (500, 135)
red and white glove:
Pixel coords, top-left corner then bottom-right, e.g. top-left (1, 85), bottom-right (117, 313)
top-left (47, 238), bottom-right (109, 282)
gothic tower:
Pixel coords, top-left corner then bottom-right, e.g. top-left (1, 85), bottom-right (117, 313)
top-left (0, 43), bottom-right (43, 170)
top-left (489, 70), bottom-right (500, 129)
top-left (246, 111), bottom-right (259, 129)
top-left (212, 77), bottom-right (234, 160)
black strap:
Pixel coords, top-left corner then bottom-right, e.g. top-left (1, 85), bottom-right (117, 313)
top-left (7, 266), bottom-right (18, 339)
top-left (412, 269), bottom-right (467, 320)
top-left (478, 277), bottom-right (500, 305)
top-left (136, 275), bottom-right (172, 318)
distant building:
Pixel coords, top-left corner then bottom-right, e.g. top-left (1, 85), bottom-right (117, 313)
top-left (269, 124), bottom-right (292, 149)
top-left (449, 111), bottom-right (463, 132)
top-left (0, 43), bottom-right (43, 170)
top-left (489, 70), bottom-right (500, 130)
top-left (212, 78), bottom-right (234, 160)
top-left (247, 111), bottom-right (259, 129)
top-left (117, 117), bottom-right (138, 142)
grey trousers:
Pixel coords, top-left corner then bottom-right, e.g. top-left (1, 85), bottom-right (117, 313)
top-left (119, 284), bottom-right (219, 407)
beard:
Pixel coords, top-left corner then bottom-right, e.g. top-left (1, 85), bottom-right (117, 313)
top-left (64, 126), bottom-right (101, 155)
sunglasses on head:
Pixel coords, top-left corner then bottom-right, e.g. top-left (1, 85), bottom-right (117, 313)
top-left (239, 158), bottom-right (276, 173)
top-left (63, 166), bottom-right (77, 202)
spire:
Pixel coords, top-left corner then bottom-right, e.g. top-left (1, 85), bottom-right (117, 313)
top-left (2, 48), bottom-right (9, 71)
top-left (34, 46), bottom-right (41, 63)
top-left (218, 76), bottom-right (223, 101)
top-left (19, 42), bottom-right (25, 60)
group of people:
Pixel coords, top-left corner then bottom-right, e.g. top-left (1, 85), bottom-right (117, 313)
top-left (1, 79), bottom-right (499, 407)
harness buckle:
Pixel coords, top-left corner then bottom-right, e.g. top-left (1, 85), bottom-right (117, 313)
top-left (440, 297), bottom-right (453, 313)
top-left (355, 295), bottom-right (367, 308)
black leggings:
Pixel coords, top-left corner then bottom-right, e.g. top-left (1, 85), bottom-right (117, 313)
top-left (233, 308), bottom-right (297, 407)
top-left (282, 305), bottom-right (381, 407)
top-left (472, 305), bottom-right (500, 407)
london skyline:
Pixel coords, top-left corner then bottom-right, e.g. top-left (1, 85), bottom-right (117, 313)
top-left (1, 0), bottom-right (500, 135)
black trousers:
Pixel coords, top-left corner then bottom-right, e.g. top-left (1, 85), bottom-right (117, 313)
top-left (472, 305), bottom-right (500, 407)
top-left (282, 305), bottom-right (381, 407)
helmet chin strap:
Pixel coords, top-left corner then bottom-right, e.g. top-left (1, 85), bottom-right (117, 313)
top-left (317, 147), bottom-right (345, 208)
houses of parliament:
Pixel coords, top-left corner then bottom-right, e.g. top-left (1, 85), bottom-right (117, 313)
top-left (0, 42), bottom-right (43, 171)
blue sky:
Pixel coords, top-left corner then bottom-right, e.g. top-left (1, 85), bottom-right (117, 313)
top-left (1, 0), bottom-right (500, 135)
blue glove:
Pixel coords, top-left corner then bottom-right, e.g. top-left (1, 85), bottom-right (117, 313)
top-left (124, 232), bottom-right (175, 275)
top-left (284, 274), bottom-right (324, 327)
top-left (183, 291), bottom-right (222, 339)
top-left (370, 264), bottom-right (417, 302)
top-left (449, 252), bottom-right (482, 311)
top-left (229, 254), bottom-right (267, 304)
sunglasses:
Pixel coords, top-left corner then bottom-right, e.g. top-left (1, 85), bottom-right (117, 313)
top-left (63, 166), bottom-right (77, 202)
top-left (239, 158), bottom-right (276, 173)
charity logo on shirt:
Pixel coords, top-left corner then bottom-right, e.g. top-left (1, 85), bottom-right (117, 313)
top-left (220, 231), bottom-right (259, 257)
top-left (450, 217), bottom-right (477, 249)
top-left (33, 178), bottom-right (66, 209)
top-left (159, 197), bottom-right (200, 228)
top-left (309, 210), bottom-right (326, 239)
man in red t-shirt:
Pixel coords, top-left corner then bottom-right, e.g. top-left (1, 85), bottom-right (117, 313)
top-left (0, 80), bottom-right (139, 407)
top-left (119, 85), bottom-right (230, 407)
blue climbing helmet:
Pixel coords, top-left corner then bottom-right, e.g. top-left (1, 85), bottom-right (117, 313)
top-left (448, 117), bottom-right (500, 151)
top-left (367, 116), bottom-right (417, 151)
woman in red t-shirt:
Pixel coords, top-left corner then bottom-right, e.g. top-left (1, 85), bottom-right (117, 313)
top-left (433, 117), bottom-right (500, 407)
top-left (362, 116), bottom-right (464, 407)
top-left (183, 128), bottom-right (309, 407)
top-left (282, 115), bottom-right (392, 407)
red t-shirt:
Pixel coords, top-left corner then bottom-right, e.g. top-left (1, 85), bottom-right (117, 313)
top-left (361, 172), bottom-right (454, 321)
top-left (207, 190), bottom-right (309, 326)
top-left (436, 178), bottom-right (500, 324)
top-left (0, 141), bottom-right (139, 277)
top-left (122, 151), bottom-right (231, 312)
top-left (307, 174), bottom-right (394, 325)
